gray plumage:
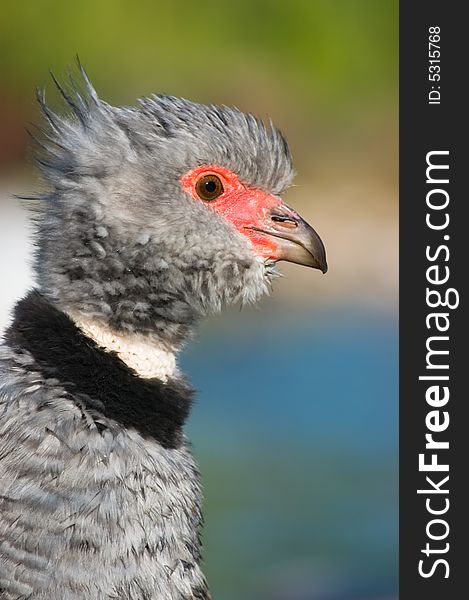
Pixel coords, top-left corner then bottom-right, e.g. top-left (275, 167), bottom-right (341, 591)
top-left (0, 66), bottom-right (296, 599)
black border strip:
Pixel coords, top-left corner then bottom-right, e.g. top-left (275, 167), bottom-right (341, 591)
top-left (400, 2), bottom-right (465, 598)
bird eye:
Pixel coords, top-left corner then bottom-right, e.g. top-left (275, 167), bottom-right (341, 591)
top-left (195, 174), bottom-right (224, 202)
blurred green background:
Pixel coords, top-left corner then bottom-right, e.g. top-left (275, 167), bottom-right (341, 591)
top-left (0, 2), bottom-right (398, 599)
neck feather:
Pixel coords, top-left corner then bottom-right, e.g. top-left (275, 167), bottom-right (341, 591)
top-left (5, 291), bottom-right (193, 448)
top-left (68, 314), bottom-right (178, 382)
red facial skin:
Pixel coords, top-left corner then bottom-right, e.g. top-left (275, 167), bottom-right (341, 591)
top-left (180, 165), bottom-right (281, 259)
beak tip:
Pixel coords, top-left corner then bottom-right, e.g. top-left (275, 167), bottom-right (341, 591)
top-left (314, 250), bottom-right (328, 274)
top-left (313, 257), bottom-right (328, 274)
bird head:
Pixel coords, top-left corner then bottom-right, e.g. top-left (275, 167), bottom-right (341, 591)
top-left (33, 67), bottom-right (327, 349)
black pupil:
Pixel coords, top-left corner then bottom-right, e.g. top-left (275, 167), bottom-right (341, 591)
top-left (205, 179), bottom-right (217, 194)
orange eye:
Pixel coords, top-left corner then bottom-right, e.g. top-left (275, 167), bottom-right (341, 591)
top-left (195, 174), bottom-right (224, 202)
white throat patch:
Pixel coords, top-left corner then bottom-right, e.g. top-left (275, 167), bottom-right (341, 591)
top-left (69, 316), bottom-right (177, 382)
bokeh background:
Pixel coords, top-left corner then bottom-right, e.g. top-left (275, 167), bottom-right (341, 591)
top-left (0, 2), bottom-right (398, 599)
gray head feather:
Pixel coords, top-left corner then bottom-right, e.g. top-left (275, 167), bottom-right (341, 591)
top-left (32, 67), bottom-right (294, 347)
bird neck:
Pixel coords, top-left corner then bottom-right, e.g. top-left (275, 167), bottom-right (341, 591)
top-left (67, 312), bottom-right (178, 382)
top-left (6, 291), bottom-right (193, 448)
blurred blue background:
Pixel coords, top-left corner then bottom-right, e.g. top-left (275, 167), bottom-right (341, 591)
top-left (183, 309), bottom-right (397, 600)
top-left (1, 2), bottom-right (398, 598)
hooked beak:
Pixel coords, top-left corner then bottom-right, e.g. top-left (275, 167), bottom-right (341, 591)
top-left (248, 204), bottom-right (328, 273)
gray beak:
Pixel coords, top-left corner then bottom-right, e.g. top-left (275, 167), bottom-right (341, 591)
top-left (250, 204), bottom-right (328, 273)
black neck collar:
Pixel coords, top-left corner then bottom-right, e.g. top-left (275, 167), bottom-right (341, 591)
top-left (5, 291), bottom-right (192, 449)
